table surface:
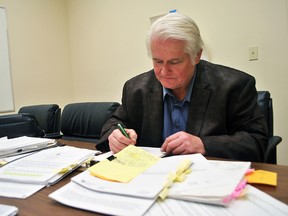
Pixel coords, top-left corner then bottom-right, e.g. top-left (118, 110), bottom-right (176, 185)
top-left (0, 139), bottom-right (287, 216)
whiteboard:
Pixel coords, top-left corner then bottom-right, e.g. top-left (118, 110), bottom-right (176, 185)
top-left (0, 7), bottom-right (14, 112)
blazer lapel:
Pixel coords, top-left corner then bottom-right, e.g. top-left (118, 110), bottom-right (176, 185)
top-left (146, 77), bottom-right (163, 146)
top-left (186, 63), bottom-right (211, 135)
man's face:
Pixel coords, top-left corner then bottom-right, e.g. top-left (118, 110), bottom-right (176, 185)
top-left (151, 38), bottom-right (199, 97)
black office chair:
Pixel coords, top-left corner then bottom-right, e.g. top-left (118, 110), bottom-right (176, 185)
top-left (0, 113), bottom-right (44, 138)
top-left (257, 91), bottom-right (282, 164)
top-left (18, 104), bottom-right (61, 139)
top-left (61, 102), bottom-right (120, 143)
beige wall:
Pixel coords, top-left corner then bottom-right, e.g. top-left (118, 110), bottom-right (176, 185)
top-left (0, 0), bottom-right (74, 110)
top-left (0, 0), bottom-right (287, 165)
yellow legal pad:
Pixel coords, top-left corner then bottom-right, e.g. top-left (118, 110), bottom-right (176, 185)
top-left (88, 145), bottom-right (160, 183)
top-left (245, 170), bottom-right (277, 186)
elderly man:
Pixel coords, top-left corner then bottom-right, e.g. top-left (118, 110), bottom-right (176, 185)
top-left (97, 12), bottom-right (268, 162)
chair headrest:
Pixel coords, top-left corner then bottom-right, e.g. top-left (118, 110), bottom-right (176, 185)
top-left (61, 102), bottom-right (120, 139)
top-left (0, 113), bottom-right (44, 138)
top-left (18, 104), bottom-right (61, 133)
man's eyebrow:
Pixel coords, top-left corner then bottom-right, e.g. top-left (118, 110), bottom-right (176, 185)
top-left (169, 58), bottom-right (183, 61)
top-left (152, 58), bottom-right (183, 61)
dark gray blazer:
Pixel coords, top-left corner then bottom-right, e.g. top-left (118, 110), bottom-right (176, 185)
top-left (97, 60), bottom-right (268, 162)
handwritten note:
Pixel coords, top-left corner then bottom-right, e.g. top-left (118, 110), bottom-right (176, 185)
top-left (89, 145), bottom-right (160, 183)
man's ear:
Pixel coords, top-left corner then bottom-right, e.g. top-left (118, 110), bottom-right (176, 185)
top-left (194, 49), bottom-right (203, 64)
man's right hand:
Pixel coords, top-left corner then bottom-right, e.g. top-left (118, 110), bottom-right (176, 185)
top-left (108, 128), bottom-right (137, 153)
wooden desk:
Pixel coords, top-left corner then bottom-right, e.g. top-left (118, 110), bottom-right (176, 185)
top-left (0, 140), bottom-right (287, 216)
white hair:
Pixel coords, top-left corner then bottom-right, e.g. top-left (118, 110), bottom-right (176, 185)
top-left (146, 13), bottom-right (203, 62)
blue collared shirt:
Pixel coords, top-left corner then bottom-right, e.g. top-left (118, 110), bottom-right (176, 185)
top-left (162, 70), bottom-right (196, 141)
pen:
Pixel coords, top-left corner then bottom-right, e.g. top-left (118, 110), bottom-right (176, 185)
top-left (117, 123), bottom-right (130, 138)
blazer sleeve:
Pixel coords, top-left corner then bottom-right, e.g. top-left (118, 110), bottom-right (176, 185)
top-left (201, 76), bottom-right (268, 162)
top-left (96, 70), bottom-right (160, 151)
top-left (96, 91), bottom-right (130, 152)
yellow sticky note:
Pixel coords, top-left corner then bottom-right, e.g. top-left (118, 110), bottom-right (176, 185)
top-left (0, 160), bottom-right (8, 166)
top-left (89, 159), bottom-right (146, 182)
top-left (159, 187), bottom-right (169, 200)
top-left (175, 159), bottom-right (192, 182)
top-left (89, 145), bottom-right (160, 183)
top-left (245, 170), bottom-right (277, 186)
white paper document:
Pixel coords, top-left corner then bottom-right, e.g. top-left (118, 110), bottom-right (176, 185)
top-left (0, 181), bottom-right (45, 199)
top-left (49, 151), bottom-right (288, 216)
top-left (0, 146), bottom-right (95, 185)
top-left (140, 147), bottom-right (167, 157)
top-left (49, 181), bottom-right (155, 216)
top-left (72, 154), bottom-right (204, 199)
top-left (0, 204), bottom-right (18, 216)
top-left (0, 152), bottom-right (35, 167)
top-left (49, 154), bottom-right (205, 215)
top-left (167, 158), bottom-right (250, 205)
top-left (0, 136), bottom-right (57, 158)
top-left (145, 185), bottom-right (288, 216)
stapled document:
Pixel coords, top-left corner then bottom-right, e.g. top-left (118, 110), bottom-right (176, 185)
top-left (167, 159), bottom-right (251, 206)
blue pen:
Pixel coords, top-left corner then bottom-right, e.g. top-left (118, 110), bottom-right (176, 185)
top-left (117, 123), bottom-right (130, 138)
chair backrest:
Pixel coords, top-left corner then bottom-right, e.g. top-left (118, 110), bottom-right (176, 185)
top-left (0, 113), bottom-right (44, 138)
top-left (61, 102), bottom-right (120, 143)
top-left (18, 104), bottom-right (61, 138)
top-left (257, 91), bottom-right (273, 138)
top-left (257, 91), bottom-right (282, 164)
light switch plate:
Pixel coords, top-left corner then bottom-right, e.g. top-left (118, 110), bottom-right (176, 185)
top-left (249, 46), bottom-right (258, 61)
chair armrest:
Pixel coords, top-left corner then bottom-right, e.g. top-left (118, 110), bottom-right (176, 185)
top-left (264, 136), bottom-right (282, 163)
top-left (44, 132), bottom-right (63, 139)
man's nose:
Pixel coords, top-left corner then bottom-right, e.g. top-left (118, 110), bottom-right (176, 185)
top-left (161, 62), bottom-right (171, 74)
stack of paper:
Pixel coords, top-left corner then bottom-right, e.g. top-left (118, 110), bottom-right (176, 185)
top-left (49, 152), bottom-right (193, 215)
top-left (49, 146), bottom-right (252, 216)
top-left (0, 145), bottom-right (95, 185)
top-left (0, 145), bottom-right (95, 198)
top-left (167, 159), bottom-right (251, 205)
top-left (0, 204), bottom-right (18, 216)
top-left (146, 185), bottom-right (288, 216)
top-left (71, 154), bottom-right (195, 200)
top-left (0, 136), bottom-right (57, 158)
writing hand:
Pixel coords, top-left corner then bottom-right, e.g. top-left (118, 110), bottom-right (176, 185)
top-left (108, 127), bottom-right (137, 153)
